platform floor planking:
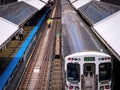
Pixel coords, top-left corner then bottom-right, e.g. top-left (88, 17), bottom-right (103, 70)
top-left (0, 26), bottom-right (34, 58)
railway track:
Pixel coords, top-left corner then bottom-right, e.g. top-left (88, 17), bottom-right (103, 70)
top-left (49, 0), bottom-right (64, 90)
top-left (16, 0), bottom-right (61, 90)
top-left (16, 24), bottom-right (51, 90)
top-left (49, 58), bottom-right (64, 90)
top-left (16, 0), bottom-right (64, 90)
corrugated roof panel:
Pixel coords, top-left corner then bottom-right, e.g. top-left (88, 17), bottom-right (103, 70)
top-left (0, 1), bottom-right (38, 25)
top-left (0, 17), bottom-right (18, 48)
top-left (78, 1), bottom-right (120, 25)
top-left (72, 0), bottom-right (93, 9)
top-left (93, 11), bottom-right (120, 58)
top-left (18, 0), bottom-right (45, 10)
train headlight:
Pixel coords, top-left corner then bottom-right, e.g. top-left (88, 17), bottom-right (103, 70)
top-left (105, 85), bottom-right (109, 89)
top-left (69, 85), bottom-right (73, 89)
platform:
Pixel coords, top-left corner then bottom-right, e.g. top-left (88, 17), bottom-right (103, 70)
top-left (0, 25), bottom-right (33, 75)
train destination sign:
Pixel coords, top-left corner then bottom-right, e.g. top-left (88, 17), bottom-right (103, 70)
top-left (84, 57), bottom-right (95, 61)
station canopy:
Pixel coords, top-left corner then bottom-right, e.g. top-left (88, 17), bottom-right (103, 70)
top-left (70, 0), bottom-right (93, 9)
top-left (18, 0), bottom-right (46, 10)
top-left (93, 11), bottom-right (120, 60)
top-left (0, 1), bottom-right (38, 25)
top-left (77, 1), bottom-right (120, 25)
top-left (0, 17), bottom-right (18, 49)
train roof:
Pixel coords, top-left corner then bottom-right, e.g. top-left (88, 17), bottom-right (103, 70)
top-left (62, 3), bottom-right (107, 57)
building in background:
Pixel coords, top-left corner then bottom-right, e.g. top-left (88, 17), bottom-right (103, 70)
top-left (101, 0), bottom-right (120, 6)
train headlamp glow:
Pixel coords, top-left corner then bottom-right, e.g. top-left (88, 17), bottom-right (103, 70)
top-left (105, 85), bottom-right (110, 89)
top-left (98, 57), bottom-right (110, 61)
top-left (69, 85), bottom-right (73, 89)
top-left (68, 58), bottom-right (81, 61)
top-left (100, 85), bottom-right (110, 90)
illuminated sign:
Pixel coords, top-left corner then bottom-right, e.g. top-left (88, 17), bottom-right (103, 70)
top-left (84, 57), bottom-right (95, 61)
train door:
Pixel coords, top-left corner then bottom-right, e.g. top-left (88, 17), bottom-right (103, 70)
top-left (82, 63), bottom-right (96, 90)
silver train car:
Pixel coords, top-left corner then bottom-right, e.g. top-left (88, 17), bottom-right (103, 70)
top-left (61, 0), bottom-right (112, 90)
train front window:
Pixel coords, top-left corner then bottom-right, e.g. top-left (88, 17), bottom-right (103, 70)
top-left (99, 63), bottom-right (111, 82)
top-left (67, 63), bottom-right (80, 82)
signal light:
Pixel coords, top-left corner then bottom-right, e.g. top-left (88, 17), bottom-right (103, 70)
top-left (105, 57), bottom-right (110, 60)
top-left (75, 58), bottom-right (77, 60)
top-left (98, 57), bottom-right (110, 60)
top-left (68, 58), bottom-right (74, 60)
top-left (68, 58), bottom-right (81, 61)
top-left (105, 85), bottom-right (109, 89)
top-left (105, 57), bottom-right (107, 60)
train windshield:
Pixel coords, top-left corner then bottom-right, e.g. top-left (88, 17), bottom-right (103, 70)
top-left (99, 63), bottom-right (111, 82)
top-left (67, 63), bottom-right (80, 82)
